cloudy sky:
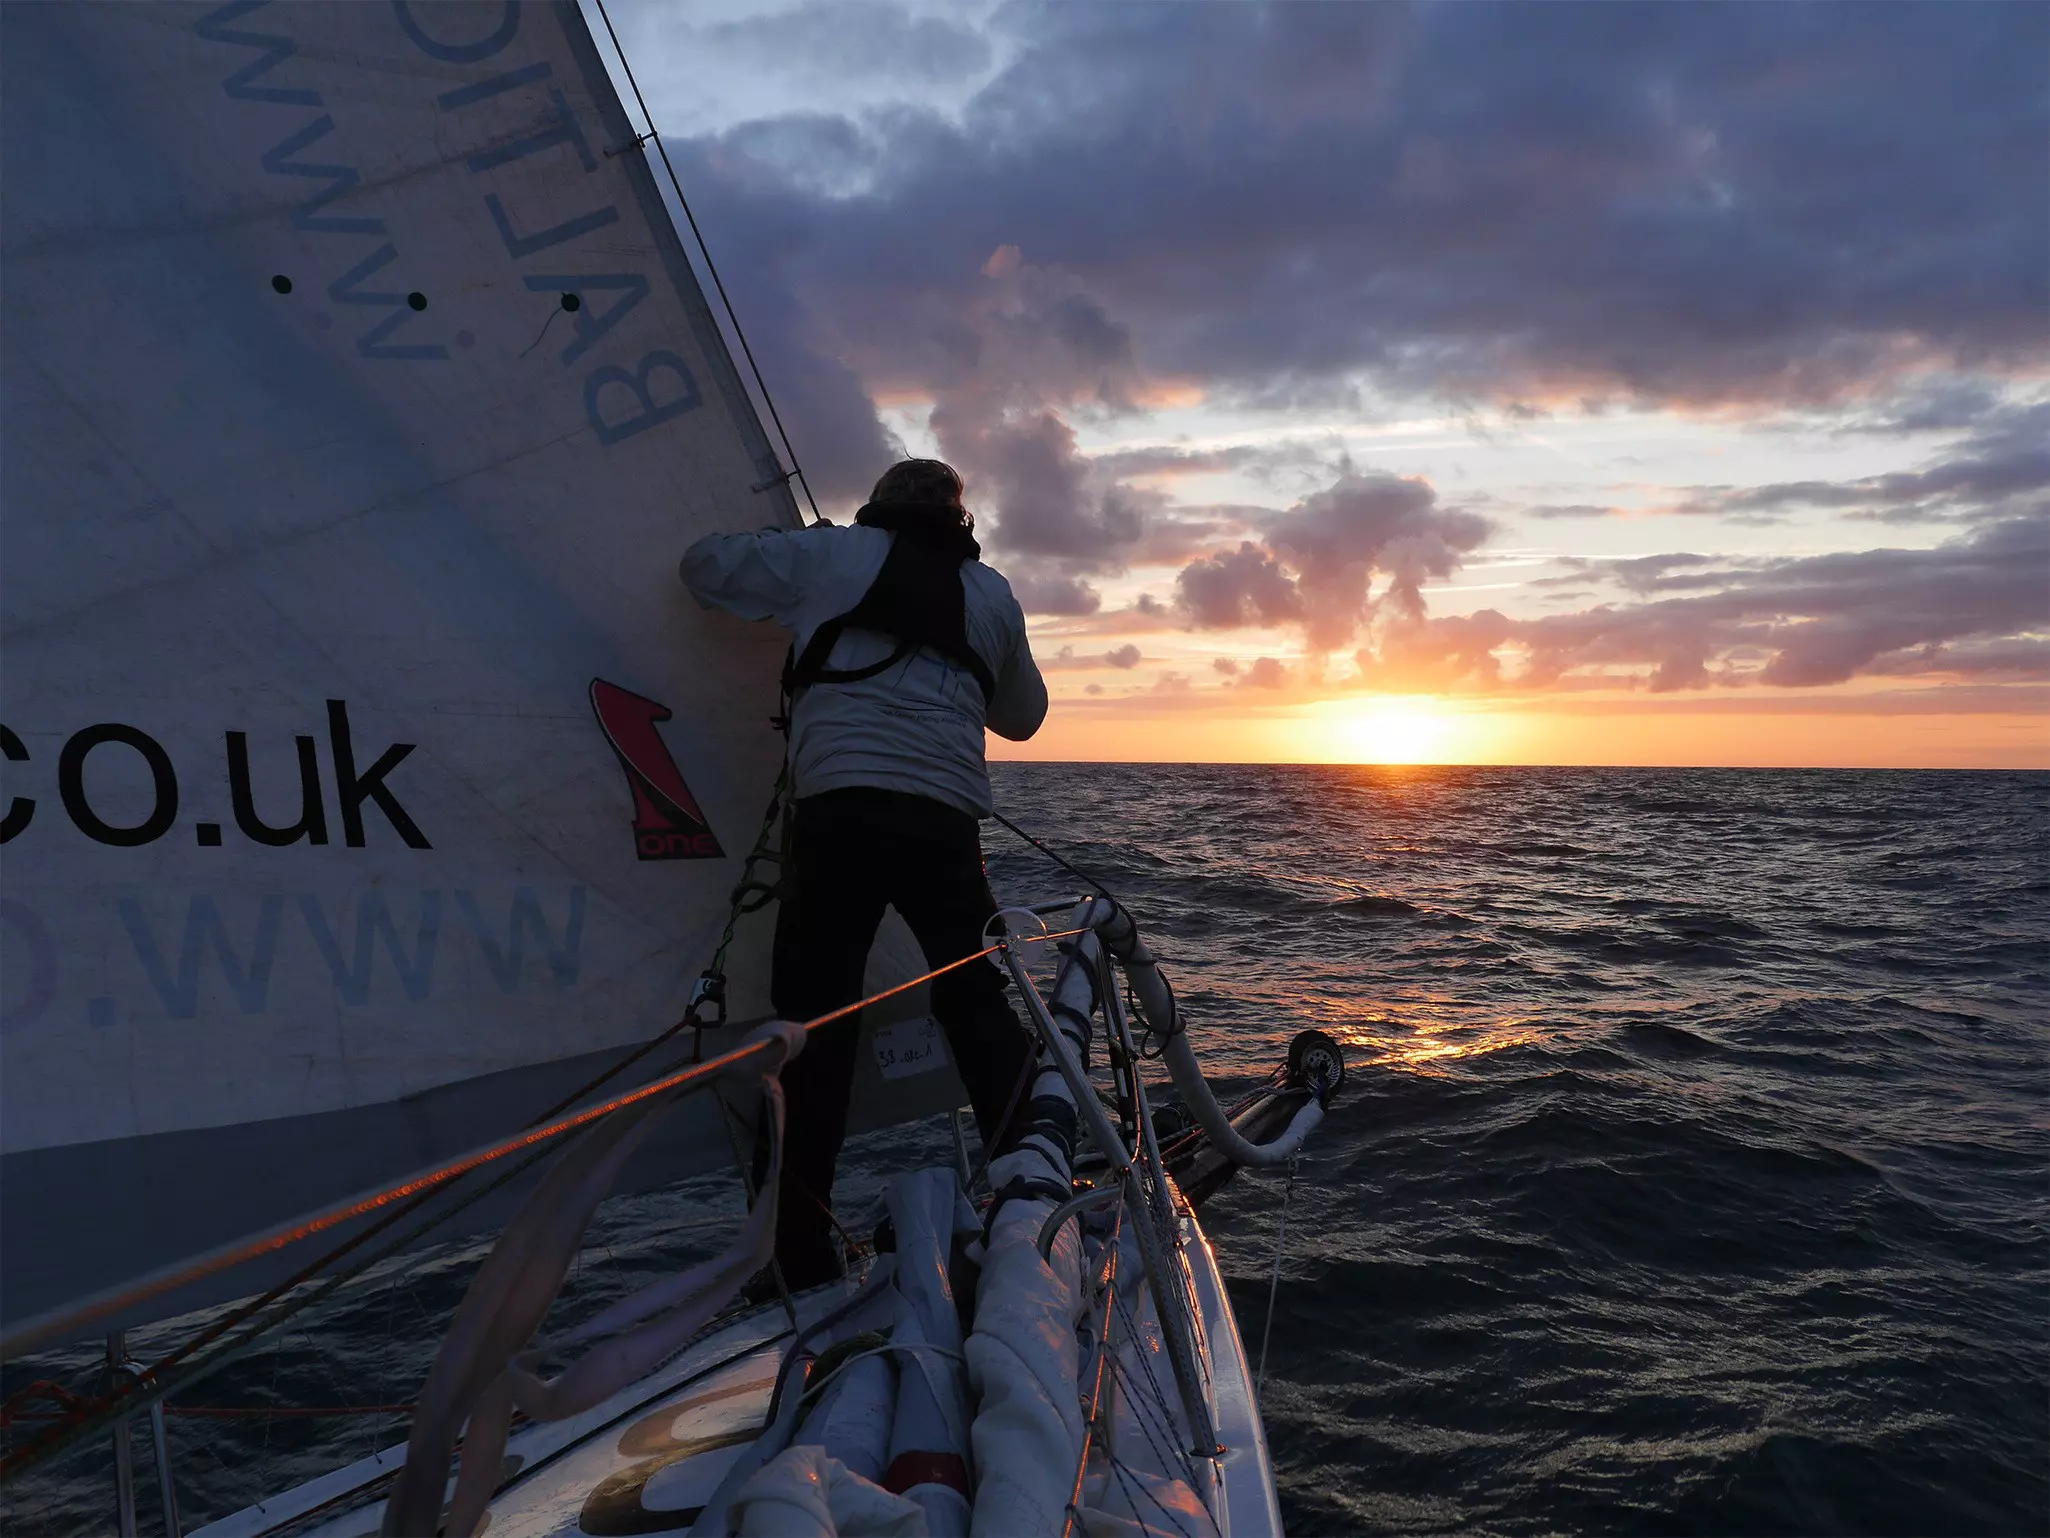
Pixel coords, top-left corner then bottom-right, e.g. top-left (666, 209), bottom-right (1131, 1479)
top-left (600, 0), bottom-right (2047, 767)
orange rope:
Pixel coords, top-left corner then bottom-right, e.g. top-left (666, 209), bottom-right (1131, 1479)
top-left (126, 1017), bottom-right (703, 1403)
top-left (1, 928), bottom-right (1084, 1363)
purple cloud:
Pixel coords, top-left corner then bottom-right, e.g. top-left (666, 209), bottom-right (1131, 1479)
top-left (650, 0), bottom-right (2046, 532)
top-left (1173, 470), bottom-right (1491, 649)
top-left (1372, 515), bottom-right (2048, 691)
top-left (1009, 569), bottom-right (1103, 615)
top-left (1177, 543), bottom-right (1304, 631)
top-left (696, 2), bottom-right (991, 84)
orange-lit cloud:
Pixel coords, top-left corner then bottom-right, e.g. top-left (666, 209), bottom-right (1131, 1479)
top-left (994, 687), bottom-right (2049, 769)
top-left (1129, 381), bottom-right (1207, 410)
top-left (624, 0), bottom-right (2045, 768)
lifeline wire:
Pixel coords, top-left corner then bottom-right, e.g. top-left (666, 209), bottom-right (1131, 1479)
top-left (1, 937), bottom-right (1065, 1355)
top-left (589, 0), bottom-right (823, 526)
top-left (989, 807), bottom-right (1116, 901)
top-left (69, 878), bottom-right (768, 1416)
top-left (985, 814), bottom-right (1195, 1061)
top-left (1110, 1288), bottom-right (1199, 1490)
top-left (105, 769), bottom-right (793, 1422)
top-left (2, 1402), bottom-right (414, 1422)
top-left (0, 930), bottom-right (1087, 1478)
top-left (9, 772), bottom-right (796, 1457)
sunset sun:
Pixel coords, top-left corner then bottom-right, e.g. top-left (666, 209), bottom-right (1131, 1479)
top-left (1338, 701), bottom-right (1451, 764)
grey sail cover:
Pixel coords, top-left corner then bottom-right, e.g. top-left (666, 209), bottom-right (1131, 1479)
top-left (0, 1), bottom-right (963, 1336)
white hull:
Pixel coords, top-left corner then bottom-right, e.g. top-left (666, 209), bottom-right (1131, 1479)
top-left (195, 1184), bottom-right (1278, 1538)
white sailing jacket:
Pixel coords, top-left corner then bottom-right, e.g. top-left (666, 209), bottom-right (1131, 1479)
top-left (681, 524), bottom-right (1047, 817)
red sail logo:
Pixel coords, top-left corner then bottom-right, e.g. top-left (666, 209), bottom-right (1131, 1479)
top-left (589, 679), bottom-right (724, 861)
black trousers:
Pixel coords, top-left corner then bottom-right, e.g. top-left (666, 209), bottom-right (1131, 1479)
top-left (759, 787), bottom-right (1034, 1288)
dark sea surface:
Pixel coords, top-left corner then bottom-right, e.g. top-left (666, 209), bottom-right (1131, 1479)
top-left (6, 765), bottom-right (2046, 1536)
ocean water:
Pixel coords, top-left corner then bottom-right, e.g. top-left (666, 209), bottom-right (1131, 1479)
top-left (6, 765), bottom-right (2045, 1535)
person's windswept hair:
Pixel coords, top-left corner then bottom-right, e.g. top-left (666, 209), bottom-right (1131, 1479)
top-left (868, 457), bottom-right (964, 508)
top-left (856, 458), bottom-right (978, 553)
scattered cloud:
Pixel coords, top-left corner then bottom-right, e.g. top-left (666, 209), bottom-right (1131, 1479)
top-left (1676, 403), bottom-right (2050, 525)
top-left (687, 2), bottom-right (993, 88)
top-left (1364, 515), bottom-right (2048, 692)
top-left (1838, 377), bottom-right (2012, 437)
top-left (1507, 402), bottom-right (2050, 527)
top-left (1174, 470), bottom-right (1491, 650)
top-left (1526, 503), bottom-right (1629, 522)
top-left (1177, 543), bottom-right (1302, 631)
top-left (1088, 445), bottom-right (1262, 479)
top-left (608, 0), bottom-right (2046, 754)
top-left (1010, 570), bottom-right (1103, 615)
top-left (651, 0), bottom-right (2047, 509)
top-left (1534, 552), bottom-right (1733, 596)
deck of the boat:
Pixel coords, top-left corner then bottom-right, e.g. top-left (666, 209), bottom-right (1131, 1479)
top-left (195, 1193), bottom-right (1279, 1538)
top-left (191, 1294), bottom-right (817, 1538)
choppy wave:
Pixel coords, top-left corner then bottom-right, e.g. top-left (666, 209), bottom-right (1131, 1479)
top-left (983, 765), bottom-right (2048, 1536)
top-left (5, 766), bottom-right (2044, 1536)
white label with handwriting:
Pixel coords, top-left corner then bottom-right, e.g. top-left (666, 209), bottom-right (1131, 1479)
top-left (872, 1017), bottom-right (947, 1080)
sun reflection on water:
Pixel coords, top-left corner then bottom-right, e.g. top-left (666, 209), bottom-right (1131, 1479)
top-left (1331, 1013), bottom-right (1546, 1075)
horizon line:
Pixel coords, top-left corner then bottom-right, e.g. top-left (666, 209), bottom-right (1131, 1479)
top-left (986, 758), bottom-right (2049, 773)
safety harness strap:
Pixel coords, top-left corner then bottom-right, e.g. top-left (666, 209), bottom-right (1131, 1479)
top-left (784, 529), bottom-right (998, 706)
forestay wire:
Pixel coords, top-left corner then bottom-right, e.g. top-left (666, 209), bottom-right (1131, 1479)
top-left (989, 807), bottom-right (1116, 901)
top-left (588, 0), bottom-right (824, 526)
top-left (1255, 1152), bottom-right (1300, 1399)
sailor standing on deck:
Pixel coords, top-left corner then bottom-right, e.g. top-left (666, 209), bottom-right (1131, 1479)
top-left (681, 458), bottom-right (1048, 1290)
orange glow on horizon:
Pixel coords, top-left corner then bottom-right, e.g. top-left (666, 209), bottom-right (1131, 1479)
top-left (993, 699), bottom-right (2049, 770)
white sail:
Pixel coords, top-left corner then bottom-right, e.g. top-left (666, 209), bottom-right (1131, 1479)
top-left (0, 0), bottom-right (961, 1338)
